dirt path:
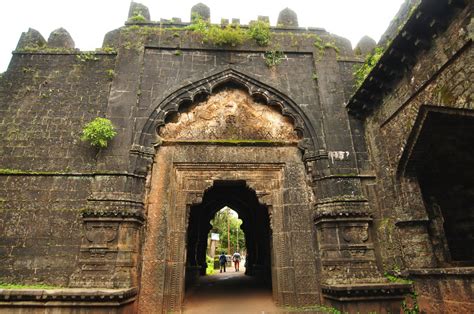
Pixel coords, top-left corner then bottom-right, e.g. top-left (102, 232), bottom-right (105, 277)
top-left (183, 267), bottom-right (282, 313)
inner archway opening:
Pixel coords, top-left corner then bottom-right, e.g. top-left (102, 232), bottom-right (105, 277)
top-left (184, 180), bottom-right (272, 295)
top-left (208, 206), bottom-right (245, 273)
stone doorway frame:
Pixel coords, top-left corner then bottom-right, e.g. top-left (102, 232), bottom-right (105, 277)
top-left (138, 160), bottom-right (291, 313)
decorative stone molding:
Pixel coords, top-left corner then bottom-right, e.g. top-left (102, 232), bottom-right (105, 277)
top-left (138, 159), bottom-right (311, 312)
top-left (82, 208), bottom-right (145, 222)
top-left (138, 68), bottom-right (320, 159)
top-left (322, 282), bottom-right (412, 300)
top-left (314, 198), bottom-right (371, 221)
top-left (322, 283), bottom-right (412, 314)
top-left (158, 89), bottom-right (300, 142)
top-left (0, 288), bottom-right (137, 307)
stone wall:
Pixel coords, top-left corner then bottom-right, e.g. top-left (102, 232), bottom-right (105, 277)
top-left (363, 2), bottom-right (471, 268)
top-left (0, 2), bottom-right (422, 313)
top-left (0, 52), bottom-right (116, 287)
top-left (354, 1), bottom-right (473, 311)
top-left (0, 52), bottom-right (116, 171)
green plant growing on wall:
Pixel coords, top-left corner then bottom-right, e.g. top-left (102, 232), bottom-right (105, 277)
top-left (314, 35), bottom-right (324, 51)
top-left (187, 16), bottom-right (247, 47)
top-left (353, 46), bottom-right (384, 88)
top-left (383, 269), bottom-right (419, 314)
top-left (283, 304), bottom-right (342, 313)
top-left (129, 10), bottom-right (147, 22)
top-left (314, 35), bottom-right (340, 58)
top-left (402, 290), bottom-right (419, 314)
top-left (249, 20), bottom-right (271, 46)
top-left (0, 282), bottom-right (59, 289)
top-left (187, 14), bottom-right (272, 47)
top-left (17, 45), bottom-right (75, 53)
top-left (106, 69), bottom-right (115, 80)
top-left (264, 50), bottom-right (285, 67)
top-left (76, 52), bottom-right (99, 62)
top-left (324, 41), bottom-right (340, 54)
top-left (98, 46), bottom-right (117, 54)
top-left (206, 255), bottom-right (215, 275)
top-left (81, 117), bottom-right (117, 148)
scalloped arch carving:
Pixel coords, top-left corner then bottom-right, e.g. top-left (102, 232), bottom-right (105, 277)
top-left (159, 89), bottom-right (300, 141)
top-left (137, 68), bottom-right (319, 157)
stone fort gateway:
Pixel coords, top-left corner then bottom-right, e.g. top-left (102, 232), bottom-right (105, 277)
top-left (0, 0), bottom-right (472, 313)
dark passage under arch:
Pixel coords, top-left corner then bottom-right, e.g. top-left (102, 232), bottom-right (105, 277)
top-left (185, 180), bottom-right (272, 289)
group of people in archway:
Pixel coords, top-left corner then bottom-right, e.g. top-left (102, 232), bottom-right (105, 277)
top-left (219, 252), bottom-right (242, 273)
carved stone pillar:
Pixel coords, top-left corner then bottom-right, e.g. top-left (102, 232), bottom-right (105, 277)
top-left (314, 201), bottom-right (412, 312)
top-left (314, 201), bottom-right (379, 284)
top-left (70, 209), bottom-right (144, 288)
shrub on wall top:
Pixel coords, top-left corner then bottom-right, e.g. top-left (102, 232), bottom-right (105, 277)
top-left (81, 117), bottom-right (117, 148)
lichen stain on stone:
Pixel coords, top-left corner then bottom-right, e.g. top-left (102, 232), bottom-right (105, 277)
top-left (159, 88), bottom-right (300, 141)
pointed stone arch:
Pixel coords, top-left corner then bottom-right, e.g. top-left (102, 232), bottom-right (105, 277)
top-left (136, 68), bottom-right (320, 159)
top-left (136, 68), bottom-right (321, 312)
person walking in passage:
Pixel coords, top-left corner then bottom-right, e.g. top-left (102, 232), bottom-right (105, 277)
top-left (232, 252), bottom-right (241, 272)
top-left (219, 252), bottom-right (227, 273)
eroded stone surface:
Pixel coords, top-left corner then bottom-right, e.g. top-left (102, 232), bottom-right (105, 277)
top-left (159, 89), bottom-right (299, 141)
top-left (47, 28), bottom-right (75, 49)
top-left (277, 8), bottom-right (298, 27)
top-left (15, 28), bottom-right (46, 50)
top-left (128, 2), bottom-right (150, 21)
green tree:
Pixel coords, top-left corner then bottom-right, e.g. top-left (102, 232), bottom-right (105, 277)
top-left (210, 207), bottom-right (245, 254)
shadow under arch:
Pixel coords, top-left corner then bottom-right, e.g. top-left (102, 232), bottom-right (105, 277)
top-left (185, 180), bottom-right (272, 288)
top-left (137, 67), bottom-right (320, 159)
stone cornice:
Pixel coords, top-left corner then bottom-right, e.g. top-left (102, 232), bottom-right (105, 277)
top-left (0, 287), bottom-right (137, 305)
top-left (346, 0), bottom-right (468, 118)
top-left (82, 209), bottom-right (145, 222)
top-left (314, 198), bottom-right (372, 221)
top-left (322, 283), bottom-right (412, 301)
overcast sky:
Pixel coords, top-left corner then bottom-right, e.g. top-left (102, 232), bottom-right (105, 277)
top-left (0, 0), bottom-right (405, 72)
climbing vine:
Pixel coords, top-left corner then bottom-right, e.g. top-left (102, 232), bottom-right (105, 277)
top-left (353, 46), bottom-right (384, 88)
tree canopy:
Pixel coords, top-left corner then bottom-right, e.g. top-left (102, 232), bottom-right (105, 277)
top-left (209, 207), bottom-right (245, 254)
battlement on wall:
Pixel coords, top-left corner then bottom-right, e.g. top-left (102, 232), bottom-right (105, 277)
top-left (125, 2), bottom-right (312, 30)
top-left (12, 2), bottom-right (377, 61)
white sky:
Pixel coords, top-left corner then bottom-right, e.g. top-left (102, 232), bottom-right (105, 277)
top-left (0, 0), bottom-right (405, 72)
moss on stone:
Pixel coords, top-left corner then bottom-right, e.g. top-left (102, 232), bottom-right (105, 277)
top-left (164, 139), bottom-right (297, 146)
top-left (283, 304), bottom-right (341, 314)
top-left (16, 46), bottom-right (76, 53)
top-left (0, 283), bottom-right (60, 289)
